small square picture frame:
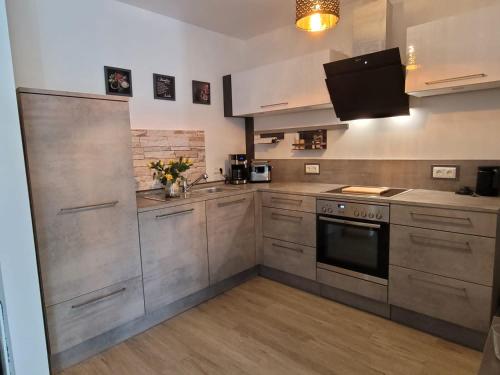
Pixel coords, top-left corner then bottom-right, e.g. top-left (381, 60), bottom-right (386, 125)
top-left (192, 80), bottom-right (211, 105)
top-left (104, 66), bottom-right (133, 97)
top-left (153, 73), bottom-right (176, 101)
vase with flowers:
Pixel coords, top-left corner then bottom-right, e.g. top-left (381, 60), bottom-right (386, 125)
top-left (148, 157), bottom-right (193, 197)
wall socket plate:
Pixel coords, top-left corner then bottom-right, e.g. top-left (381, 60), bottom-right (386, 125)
top-left (432, 165), bottom-right (459, 180)
top-left (304, 163), bottom-right (320, 175)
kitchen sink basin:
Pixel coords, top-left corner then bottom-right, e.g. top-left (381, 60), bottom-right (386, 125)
top-left (141, 186), bottom-right (241, 203)
top-left (191, 186), bottom-right (240, 194)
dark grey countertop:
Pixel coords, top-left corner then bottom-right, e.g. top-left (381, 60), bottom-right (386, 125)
top-left (137, 182), bottom-right (500, 214)
top-left (479, 316), bottom-right (500, 375)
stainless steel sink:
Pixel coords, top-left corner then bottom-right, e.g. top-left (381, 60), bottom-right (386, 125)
top-left (191, 186), bottom-right (240, 194)
top-left (141, 186), bottom-right (241, 203)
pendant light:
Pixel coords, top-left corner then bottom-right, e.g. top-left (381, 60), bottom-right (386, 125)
top-left (296, 0), bottom-right (340, 32)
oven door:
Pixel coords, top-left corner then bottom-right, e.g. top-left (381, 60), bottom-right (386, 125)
top-left (317, 215), bottom-right (389, 281)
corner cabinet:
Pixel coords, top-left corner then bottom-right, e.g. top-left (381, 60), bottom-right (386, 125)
top-left (206, 193), bottom-right (256, 284)
top-left (228, 50), bottom-right (345, 117)
top-left (406, 4), bottom-right (500, 97)
top-left (18, 88), bottom-right (144, 355)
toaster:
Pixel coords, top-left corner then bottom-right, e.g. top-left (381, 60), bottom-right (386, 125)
top-left (250, 161), bottom-right (272, 183)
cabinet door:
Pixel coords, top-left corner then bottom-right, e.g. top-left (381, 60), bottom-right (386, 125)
top-left (207, 193), bottom-right (256, 284)
top-left (406, 5), bottom-right (500, 96)
top-left (139, 202), bottom-right (209, 313)
top-left (19, 93), bottom-right (141, 306)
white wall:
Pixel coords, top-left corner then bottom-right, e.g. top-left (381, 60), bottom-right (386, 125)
top-left (6, 0), bottom-right (247, 181)
top-left (248, 0), bottom-right (500, 160)
top-left (0, 0), bottom-right (50, 373)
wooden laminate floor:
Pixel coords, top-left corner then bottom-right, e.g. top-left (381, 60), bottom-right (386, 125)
top-left (61, 277), bottom-right (481, 375)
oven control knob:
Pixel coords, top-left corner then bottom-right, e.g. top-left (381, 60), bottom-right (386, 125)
top-left (327, 208), bottom-right (333, 214)
top-left (376, 212), bottom-right (383, 220)
top-left (361, 211), bottom-right (367, 218)
top-left (368, 213), bottom-right (374, 219)
top-left (354, 210), bottom-right (359, 217)
top-left (322, 207), bottom-right (328, 213)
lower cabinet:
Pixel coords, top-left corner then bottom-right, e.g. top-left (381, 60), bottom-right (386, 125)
top-left (139, 202), bottom-right (209, 312)
top-left (263, 238), bottom-right (316, 280)
top-left (389, 265), bottom-right (492, 332)
top-left (206, 193), bottom-right (256, 284)
top-left (47, 276), bottom-right (145, 354)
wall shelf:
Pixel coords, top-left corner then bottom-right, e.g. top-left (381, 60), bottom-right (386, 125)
top-left (254, 123), bottom-right (349, 135)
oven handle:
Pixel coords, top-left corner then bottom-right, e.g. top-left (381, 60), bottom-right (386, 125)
top-left (318, 216), bottom-right (381, 229)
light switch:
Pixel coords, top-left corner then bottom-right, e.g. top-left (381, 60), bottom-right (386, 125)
top-left (432, 166), bottom-right (458, 179)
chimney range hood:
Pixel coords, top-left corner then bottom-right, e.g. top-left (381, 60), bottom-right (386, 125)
top-left (324, 48), bottom-right (409, 121)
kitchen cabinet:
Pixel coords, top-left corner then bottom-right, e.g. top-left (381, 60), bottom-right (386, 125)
top-left (207, 193), bottom-right (256, 284)
top-left (139, 202), bottom-right (209, 312)
top-left (406, 4), bottom-right (500, 97)
top-left (230, 50), bottom-right (344, 117)
top-left (261, 192), bottom-right (316, 213)
top-left (262, 207), bottom-right (316, 247)
top-left (263, 238), bottom-right (316, 280)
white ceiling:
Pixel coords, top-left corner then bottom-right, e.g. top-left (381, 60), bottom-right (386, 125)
top-left (116, 0), bottom-right (297, 40)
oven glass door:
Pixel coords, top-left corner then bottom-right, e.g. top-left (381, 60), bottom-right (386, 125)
top-left (317, 215), bottom-right (389, 279)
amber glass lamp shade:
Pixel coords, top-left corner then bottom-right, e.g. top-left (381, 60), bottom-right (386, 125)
top-left (296, 0), bottom-right (340, 32)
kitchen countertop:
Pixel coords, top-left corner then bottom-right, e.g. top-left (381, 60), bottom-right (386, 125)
top-left (479, 316), bottom-right (500, 375)
top-left (137, 182), bottom-right (500, 214)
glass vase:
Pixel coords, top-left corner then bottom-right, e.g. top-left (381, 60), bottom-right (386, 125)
top-left (164, 181), bottom-right (179, 198)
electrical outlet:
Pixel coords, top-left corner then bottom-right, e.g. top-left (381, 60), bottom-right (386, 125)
top-left (305, 163), bottom-right (320, 175)
top-left (432, 166), bottom-right (458, 180)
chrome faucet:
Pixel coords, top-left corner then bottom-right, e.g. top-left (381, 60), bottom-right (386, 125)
top-left (182, 172), bottom-right (209, 192)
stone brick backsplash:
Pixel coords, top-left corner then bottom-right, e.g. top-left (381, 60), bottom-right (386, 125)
top-left (131, 129), bottom-right (206, 191)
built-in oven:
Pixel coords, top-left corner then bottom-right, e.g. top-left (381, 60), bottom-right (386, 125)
top-left (317, 200), bottom-right (390, 285)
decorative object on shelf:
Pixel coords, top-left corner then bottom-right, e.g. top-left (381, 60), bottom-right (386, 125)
top-left (153, 74), bottom-right (175, 101)
top-left (296, 0), bottom-right (340, 32)
top-left (293, 129), bottom-right (327, 150)
top-left (148, 157), bottom-right (194, 197)
top-left (192, 80), bottom-right (211, 105)
top-left (254, 132), bottom-right (284, 145)
top-left (406, 45), bottom-right (418, 71)
top-left (104, 66), bottom-right (133, 97)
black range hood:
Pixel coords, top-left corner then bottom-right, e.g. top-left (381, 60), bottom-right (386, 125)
top-left (323, 48), bottom-right (409, 121)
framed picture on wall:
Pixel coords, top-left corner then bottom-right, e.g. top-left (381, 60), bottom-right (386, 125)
top-left (104, 66), bottom-right (133, 97)
top-left (153, 74), bottom-right (175, 101)
top-left (192, 80), bottom-right (211, 105)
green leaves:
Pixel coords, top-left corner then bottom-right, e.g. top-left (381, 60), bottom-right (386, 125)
top-left (148, 157), bottom-right (193, 185)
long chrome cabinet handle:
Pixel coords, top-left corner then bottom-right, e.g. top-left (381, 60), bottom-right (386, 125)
top-left (319, 216), bottom-right (381, 229)
top-left (271, 212), bottom-right (303, 221)
top-left (270, 196), bottom-right (303, 205)
top-left (71, 287), bottom-right (126, 309)
top-left (217, 198), bottom-right (247, 208)
top-left (409, 233), bottom-right (472, 252)
top-left (425, 73), bottom-right (486, 86)
top-left (156, 208), bottom-right (194, 220)
top-left (410, 212), bottom-right (472, 224)
top-left (59, 200), bottom-right (119, 215)
top-left (260, 102), bottom-right (288, 109)
top-left (272, 243), bottom-right (304, 254)
top-left (408, 275), bottom-right (467, 296)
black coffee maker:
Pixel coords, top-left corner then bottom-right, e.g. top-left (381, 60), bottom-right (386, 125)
top-left (229, 154), bottom-right (248, 185)
top-left (476, 166), bottom-right (500, 196)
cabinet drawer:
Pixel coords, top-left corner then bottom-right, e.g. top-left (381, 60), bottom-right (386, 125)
top-left (263, 238), bottom-right (316, 280)
top-left (391, 204), bottom-right (497, 237)
top-left (389, 266), bottom-right (492, 332)
top-left (139, 202), bottom-right (209, 312)
top-left (262, 192), bottom-right (316, 213)
top-left (47, 276), bottom-right (145, 354)
top-left (262, 207), bottom-right (316, 247)
top-left (390, 225), bottom-right (496, 286)
top-left (317, 268), bottom-right (388, 303)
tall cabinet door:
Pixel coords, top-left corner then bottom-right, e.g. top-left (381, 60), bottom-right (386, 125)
top-left (19, 91), bottom-right (142, 307)
top-left (139, 202), bottom-right (209, 313)
top-left (206, 193), bottom-right (256, 284)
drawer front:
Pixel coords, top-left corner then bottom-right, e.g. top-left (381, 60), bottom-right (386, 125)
top-left (262, 207), bottom-right (316, 247)
top-left (389, 266), bottom-right (492, 332)
top-left (139, 202), bottom-right (209, 312)
top-left (390, 225), bottom-right (496, 286)
top-left (207, 193), bottom-right (256, 284)
top-left (263, 238), bottom-right (316, 280)
top-left (47, 276), bottom-right (145, 354)
top-left (317, 268), bottom-right (388, 303)
top-left (262, 192), bottom-right (316, 213)
top-left (391, 204), bottom-right (497, 237)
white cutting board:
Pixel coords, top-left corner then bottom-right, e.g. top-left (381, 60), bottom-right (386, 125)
top-left (341, 186), bottom-right (390, 195)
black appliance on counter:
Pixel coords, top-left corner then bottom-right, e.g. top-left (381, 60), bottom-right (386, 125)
top-left (229, 154), bottom-right (248, 185)
top-left (323, 48), bottom-right (409, 121)
top-left (316, 200), bottom-right (389, 285)
top-left (476, 166), bottom-right (500, 196)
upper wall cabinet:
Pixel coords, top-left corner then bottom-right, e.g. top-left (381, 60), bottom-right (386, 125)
top-left (406, 4), bottom-right (500, 97)
top-left (227, 50), bottom-right (345, 117)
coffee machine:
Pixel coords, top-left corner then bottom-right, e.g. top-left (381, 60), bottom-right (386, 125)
top-left (476, 166), bottom-right (500, 196)
top-left (229, 154), bottom-right (248, 185)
